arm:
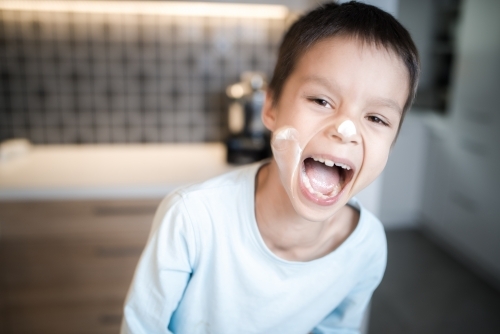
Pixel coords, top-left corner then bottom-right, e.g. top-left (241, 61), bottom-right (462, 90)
top-left (121, 193), bottom-right (197, 334)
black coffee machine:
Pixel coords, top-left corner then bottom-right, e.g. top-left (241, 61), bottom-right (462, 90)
top-left (225, 72), bottom-right (272, 164)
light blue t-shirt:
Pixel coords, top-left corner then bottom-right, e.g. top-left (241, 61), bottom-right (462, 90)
top-left (121, 161), bottom-right (387, 334)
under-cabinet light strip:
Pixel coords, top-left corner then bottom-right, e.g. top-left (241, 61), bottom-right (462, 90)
top-left (0, 1), bottom-right (289, 19)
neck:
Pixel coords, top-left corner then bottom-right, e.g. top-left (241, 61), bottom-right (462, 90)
top-left (255, 160), bottom-right (353, 262)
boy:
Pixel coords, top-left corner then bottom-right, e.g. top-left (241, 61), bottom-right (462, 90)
top-left (122, 2), bottom-right (419, 333)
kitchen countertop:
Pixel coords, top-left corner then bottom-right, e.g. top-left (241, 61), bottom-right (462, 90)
top-left (0, 143), bottom-right (236, 200)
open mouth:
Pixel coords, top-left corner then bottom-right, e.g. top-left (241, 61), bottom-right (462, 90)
top-left (300, 156), bottom-right (354, 202)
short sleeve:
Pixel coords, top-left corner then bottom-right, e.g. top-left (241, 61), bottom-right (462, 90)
top-left (121, 193), bottom-right (198, 334)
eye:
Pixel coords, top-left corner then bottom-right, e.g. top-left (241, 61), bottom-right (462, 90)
top-left (308, 98), bottom-right (331, 108)
top-left (366, 115), bottom-right (389, 126)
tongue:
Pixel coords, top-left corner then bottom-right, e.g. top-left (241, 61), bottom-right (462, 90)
top-left (304, 159), bottom-right (340, 195)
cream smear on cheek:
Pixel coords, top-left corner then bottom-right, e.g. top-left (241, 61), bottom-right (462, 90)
top-left (271, 127), bottom-right (303, 200)
top-left (337, 120), bottom-right (356, 138)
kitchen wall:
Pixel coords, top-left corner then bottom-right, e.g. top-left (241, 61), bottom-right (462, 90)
top-left (0, 9), bottom-right (285, 144)
top-left (420, 0), bottom-right (500, 288)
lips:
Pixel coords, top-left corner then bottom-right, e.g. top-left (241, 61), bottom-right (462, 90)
top-left (299, 155), bottom-right (355, 205)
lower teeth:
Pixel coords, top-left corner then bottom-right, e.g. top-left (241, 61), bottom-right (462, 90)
top-left (301, 169), bottom-right (340, 199)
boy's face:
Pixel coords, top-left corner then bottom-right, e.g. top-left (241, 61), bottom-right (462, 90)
top-left (263, 36), bottom-right (409, 222)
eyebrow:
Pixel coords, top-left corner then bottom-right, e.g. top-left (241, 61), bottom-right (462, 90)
top-left (301, 75), bottom-right (403, 114)
top-left (368, 97), bottom-right (403, 115)
top-left (300, 75), bottom-right (341, 92)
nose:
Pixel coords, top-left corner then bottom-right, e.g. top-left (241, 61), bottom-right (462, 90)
top-left (326, 118), bottom-right (360, 144)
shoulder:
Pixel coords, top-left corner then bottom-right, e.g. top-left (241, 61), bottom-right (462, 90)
top-left (174, 161), bottom-right (262, 199)
top-left (153, 164), bottom-right (254, 222)
top-left (152, 160), bottom-right (263, 235)
top-left (147, 162), bottom-right (263, 267)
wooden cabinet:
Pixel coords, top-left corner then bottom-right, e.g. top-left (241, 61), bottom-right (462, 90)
top-left (0, 199), bottom-right (161, 334)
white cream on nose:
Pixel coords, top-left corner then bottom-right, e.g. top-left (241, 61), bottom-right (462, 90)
top-left (337, 120), bottom-right (356, 138)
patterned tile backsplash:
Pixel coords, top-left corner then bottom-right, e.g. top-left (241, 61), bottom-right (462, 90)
top-left (0, 10), bottom-right (285, 143)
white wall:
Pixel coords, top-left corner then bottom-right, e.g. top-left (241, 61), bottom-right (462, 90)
top-left (421, 0), bottom-right (500, 287)
top-left (379, 111), bottom-right (429, 228)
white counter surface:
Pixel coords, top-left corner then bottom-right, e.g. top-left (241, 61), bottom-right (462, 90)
top-left (0, 143), bottom-right (235, 200)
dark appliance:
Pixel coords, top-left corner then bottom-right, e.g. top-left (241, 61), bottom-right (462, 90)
top-left (225, 72), bottom-right (271, 164)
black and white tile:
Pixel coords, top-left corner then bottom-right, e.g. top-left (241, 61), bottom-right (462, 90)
top-left (0, 10), bottom-right (284, 144)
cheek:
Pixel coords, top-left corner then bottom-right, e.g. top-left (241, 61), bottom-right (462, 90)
top-left (275, 116), bottom-right (323, 148)
top-left (363, 139), bottom-right (391, 182)
top-left (275, 98), bottom-right (323, 128)
top-left (363, 124), bottom-right (398, 167)
top-left (372, 148), bottom-right (390, 174)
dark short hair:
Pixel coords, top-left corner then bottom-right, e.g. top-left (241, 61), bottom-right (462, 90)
top-left (268, 1), bottom-right (420, 122)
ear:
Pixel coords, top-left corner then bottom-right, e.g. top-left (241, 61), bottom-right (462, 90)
top-left (261, 90), bottom-right (277, 132)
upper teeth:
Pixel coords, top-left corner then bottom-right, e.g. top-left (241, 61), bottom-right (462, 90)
top-left (312, 157), bottom-right (351, 170)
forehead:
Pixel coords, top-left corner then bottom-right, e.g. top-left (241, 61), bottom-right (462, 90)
top-left (291, 36), bottom-right (409, 111)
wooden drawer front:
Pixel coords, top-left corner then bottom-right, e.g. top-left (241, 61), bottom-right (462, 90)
top-left (1, 238), bottom-right (142, 334)
top-left (4, 302), bottom-right (123, 334)
top-left (1, 239), bottom-right (144, 290)
top-left (0, 199), bottom-right (160, 240)
top-left (0, 199), bottom-right (162, 334)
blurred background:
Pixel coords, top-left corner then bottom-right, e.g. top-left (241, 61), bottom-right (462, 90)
top-left (0, 0), bottom-right (499, 333)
